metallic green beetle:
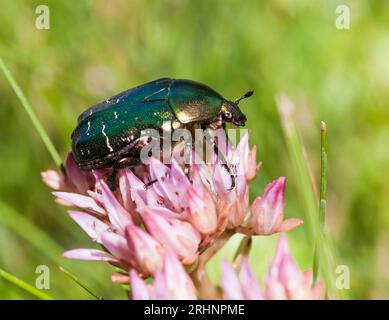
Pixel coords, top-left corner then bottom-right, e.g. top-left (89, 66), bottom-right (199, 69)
top-left (71, 78), bottom-right (253, 188)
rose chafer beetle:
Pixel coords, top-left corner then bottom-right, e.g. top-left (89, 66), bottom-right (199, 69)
top-left (71, 78), bottom-right (253, 189)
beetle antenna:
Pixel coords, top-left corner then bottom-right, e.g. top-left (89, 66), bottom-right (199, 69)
top-left (234, 90), bottom-right (254, 104)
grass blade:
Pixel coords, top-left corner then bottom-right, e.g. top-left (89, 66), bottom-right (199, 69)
top-left (0, 57), bottom-right (64, 173)
top-left (276, 95), bottom-right (338, 297)
top-left (313, 121), bottom-right (328, 283)
top-left (60, 267), bottom-right (104, 300)
top-left (0, 267), bottom-right (54, 300)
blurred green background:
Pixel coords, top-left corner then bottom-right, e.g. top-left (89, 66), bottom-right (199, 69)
top-left (0, 0), bottom-right (388, 299)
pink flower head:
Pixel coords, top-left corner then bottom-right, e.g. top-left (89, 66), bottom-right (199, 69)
top-left (248, 177), bottom-right (303, 235)
top-left (129, 270), bottom-right (155, 300)
top-left (125, 225), bottom-right (164, 276)
top-left (130, 250), bottom-right (197, 300)
top-left (265, 235), bottom-right (324, 300)
top-left (221, 257), bottom-right (264, 300)
top-left (41, 130), bottom-right (323, 300)
top-left (139, 207), bottom-right (201, 264)
top-left (187, 186), bottom-right (218, 234)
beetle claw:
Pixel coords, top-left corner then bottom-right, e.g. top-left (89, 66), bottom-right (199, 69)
top-left (227, 175), bottom-right (236, 191)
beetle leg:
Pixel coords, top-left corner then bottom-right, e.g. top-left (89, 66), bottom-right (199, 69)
top-left (107, 157), bottom-right (140, 190)
top-left (203, 129), bottom-right (235, 191)
top-left (107, 165), bottom-right (119, 191)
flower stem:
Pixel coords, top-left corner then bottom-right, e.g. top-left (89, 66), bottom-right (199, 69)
top-left (198, 230), bottom-right (232, 267)
top-left (190, 231), bottom-right (232, 299)
top-left (0, 57), bottom-right (65, 173)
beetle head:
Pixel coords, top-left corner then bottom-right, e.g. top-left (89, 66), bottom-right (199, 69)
top-left (221, 90), bottom-right (253, 126)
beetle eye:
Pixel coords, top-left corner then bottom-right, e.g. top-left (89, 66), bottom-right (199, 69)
top-left (224, 111), bottom-right (232, 119)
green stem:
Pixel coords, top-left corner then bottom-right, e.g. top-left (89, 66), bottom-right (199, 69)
top-left (0, 57), bottom-right (64, 173)
top-left (277, 95), bottom-right (339, 297)
top-left (313, 121), bottom-right (328, 284)
top-left (0, 268), bottom-right (54, 300)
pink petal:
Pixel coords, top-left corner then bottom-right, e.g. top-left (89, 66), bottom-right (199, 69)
top-left (41, 170), bottom-right (66, 190)
top-left (221, 260), bottom-right (244, 300)
top-left (171, 158), bottom-right (191, 190)
top-left (145, 188), bottom-right (166, 208)
top-left (126, 225), bottom-right (164, 275)
top-left (213, 163), bottom-right (236, 203)
top-left (246, 146), bottom-right (260, 181)
top-left (265, 235), bottom-right (305, 298)
top-left (187, 188), bottom-right (217, 234)
top-left (140, 208), bottom-right (200, 261)
top-left (265, 279), bottom-right (287, 300)
top-left (100, 230), bottom-right (131, 262)
top-left (143, 206), bottom-right (183, 220)
top-left (63, 248), bottom-right (117, 262)
top-left (239, 257), bottom-right (264, 300)
top-left (53, 192), bottom-right (105, 214)
top-left (123, 169), bottom-right (147, 207)
top-left (154, 249), bottom-right (197, 300)
top-left (111, 273), bottom-right (130, 284)
top-left (279, 218), bottom-right (304, 232)
top-left (130, 270), bottom-right (153, 300)
top-left (249, 177), bottom-right (286, 235)
top-left (149, 158), bottom-right (181, 211)
top-left (101, 181), bottom-right (133, 233)
top-left (262, 177), bottom-right (285, 233)
top-left (68, 211), bottom-right (109, 242)
top-left (228, 178), bottom-right (249, 228)
top-left (118, 168), bottom-right (136, 213)
top-left (65, 153), bottom-right (90, 193)
top-left (233, 131), bottom-right (249, 177)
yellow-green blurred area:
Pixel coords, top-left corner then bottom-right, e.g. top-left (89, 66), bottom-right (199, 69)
top-left (0, 0), bottom-right (388, 299)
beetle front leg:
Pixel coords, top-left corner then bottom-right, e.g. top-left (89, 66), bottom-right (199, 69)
top-left (203, 129), bottom-right (235, 191)
top-left (107, 157), bottom-right (140, 190)
top-left (107, 165), bottom-right (119, 191)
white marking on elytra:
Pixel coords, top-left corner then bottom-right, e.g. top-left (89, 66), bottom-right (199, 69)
top-left (102, 124), bottom-right (113, 152)
top-left (155, 88), bottom-right (165, 94)
top-left (114, 112), bottom-right (118, 119)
